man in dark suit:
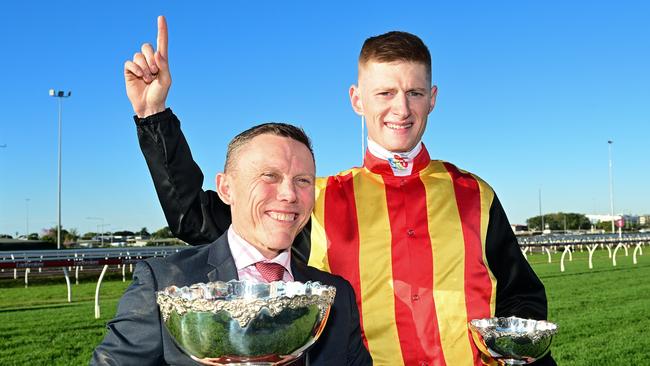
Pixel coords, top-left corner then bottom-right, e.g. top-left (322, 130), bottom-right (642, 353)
top-left (91, 123), bottom-right (371, 365)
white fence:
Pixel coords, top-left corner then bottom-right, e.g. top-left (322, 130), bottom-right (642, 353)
top-left (517, 233), bottom-right (649, 272)
top-left (0, 246), bottom-right (189, 318)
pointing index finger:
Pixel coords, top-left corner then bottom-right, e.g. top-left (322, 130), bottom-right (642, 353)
top-left (157, 15), bottom-right (168, 59)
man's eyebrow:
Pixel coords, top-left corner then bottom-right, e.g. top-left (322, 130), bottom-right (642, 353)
top-left (296, 173), bottom-right (316, 179)
top-left (256, 165), bottom-right (315, 178)
top-left (369, 86), bottom-right (428, 93)
top-left (370, 86), bottom-right (397, 92)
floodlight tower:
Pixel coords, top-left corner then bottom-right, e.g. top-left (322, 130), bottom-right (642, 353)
top-left (49, 89), bottom-right (71, 249)
top-left (87, 217), bottom-right (107, 246)
top-left (25, 198), bottom-right (30, 238)
top-left (608, 140), bottom-right (615, 233)
top-left (539, 188), bottom-right (544, 232)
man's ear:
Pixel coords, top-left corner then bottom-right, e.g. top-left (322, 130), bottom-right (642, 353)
top-left (349, 85), bottom-right (364, 116)
top-left (215, 173), bottom-right (233, 205)
top-left (429, 85), bottom-right (438, 114)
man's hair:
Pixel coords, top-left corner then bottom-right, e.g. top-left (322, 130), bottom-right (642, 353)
top-left (359, 31), bottom-right (432, 80)
top-left (224, 122), bottom-right (314, 172)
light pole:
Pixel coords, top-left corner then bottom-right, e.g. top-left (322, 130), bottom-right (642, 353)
top-left (608, 140), bottom-right (615, 233)
top-left (25, 198), bottom-right (30, 238)
top-left (50, 89), bottom-right (71, 249)
top-left (103, 224), bottom-right (111, 245)
top-left (87, 217), bottom-right (109, 246)
top-left (538, 188), bottom-right (544, 232)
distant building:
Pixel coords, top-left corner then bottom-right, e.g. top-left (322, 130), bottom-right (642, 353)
top-left (586, 214), bottom-right (621, 224)
top-left (622, 215), bottom-right (640, 226)
top-left (586, 214), bottom-right (640, 226)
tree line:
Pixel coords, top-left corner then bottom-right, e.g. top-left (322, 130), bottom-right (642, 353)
top-left (1, 226), bottom-right (175, 244)
top-left (526, 212), bottom-right (648, 231)
top-left (526, 213), bottom-right (592, 231)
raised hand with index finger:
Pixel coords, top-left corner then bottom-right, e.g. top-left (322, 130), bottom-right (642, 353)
top-left (124, 15), bottom-right (171, 118)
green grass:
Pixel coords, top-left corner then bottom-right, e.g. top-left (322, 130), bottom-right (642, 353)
top-left (0, 248), bottom-right (647, 365)
top-left (527, 247), bottom-right (650, 365)
top-left (0, 271), bottom-right (130, 365)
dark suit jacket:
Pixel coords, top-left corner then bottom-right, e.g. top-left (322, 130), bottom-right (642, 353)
top-left (91, 234), bottom-right (371, 365)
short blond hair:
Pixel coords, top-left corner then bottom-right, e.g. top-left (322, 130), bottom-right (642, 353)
top-left (225, 123), bottom-right (314, 172)
top-left (359, 31), bottom-right (432, 81)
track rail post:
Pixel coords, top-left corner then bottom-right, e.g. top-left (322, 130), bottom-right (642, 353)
top-left (11, 254), bottom-right (17, 279)
top-left (587, 244), bottom-right (598, 269)
top-left (560, 246), bottom-right (571, 272)
top-left (63, 266), bottom-right (72, 302)
top-left (633, 244), bottom-right (643, 264)
top-left (24, 268), bottom-right (30, 288)
top-left (543, 246), bottom-right (551, 263)
top-left (612, 243), bottom-right (624, 266)
top-left (95, 264), bottom-right (109, 319)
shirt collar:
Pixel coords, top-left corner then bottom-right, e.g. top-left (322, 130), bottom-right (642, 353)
top-left (227, 226), bottom-right (293, 275)
top-left (364, 138), bottom-right (430, 176)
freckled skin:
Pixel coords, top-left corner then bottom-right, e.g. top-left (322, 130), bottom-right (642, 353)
top-left (215, 134), bottom-right (315, 259)
top-left (350, 61), bottom-right (438, 153)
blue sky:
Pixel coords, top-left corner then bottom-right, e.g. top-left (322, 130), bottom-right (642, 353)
top-left (0, 1), bottom-right (648, 236)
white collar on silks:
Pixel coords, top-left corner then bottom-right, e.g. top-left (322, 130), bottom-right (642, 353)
top-left (367, 138), bottom-right (423, 177)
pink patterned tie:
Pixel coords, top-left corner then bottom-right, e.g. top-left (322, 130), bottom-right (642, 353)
top-left (254, 261), bottom-right (285, 283)
top-left (255, 262), bottom-right (305, 365)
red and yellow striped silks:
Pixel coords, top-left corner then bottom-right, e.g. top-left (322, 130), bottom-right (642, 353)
top-left (308, 148), bottom-right (498, 366)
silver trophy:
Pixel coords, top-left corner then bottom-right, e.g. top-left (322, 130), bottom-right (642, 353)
top-left (157, 280), bottom-right (336, 365)
top-left (468, 316), bottom-right (558, 365)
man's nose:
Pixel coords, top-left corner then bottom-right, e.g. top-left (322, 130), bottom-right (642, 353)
top-left (277, 179), bottom-right (298, 202)
top-left (391, 93), bottom-right (411, 119)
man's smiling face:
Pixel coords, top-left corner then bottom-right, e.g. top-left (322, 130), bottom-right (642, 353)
top-left (216, 134), bottom-right (315, 258)
top-left (351, 60), bottom-right (437, 153)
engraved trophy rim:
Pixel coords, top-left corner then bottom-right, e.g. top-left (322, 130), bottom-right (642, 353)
top-left (156, 280), bottom-right (336, 366)
top-left (468, 316), bottom-right (558, 365)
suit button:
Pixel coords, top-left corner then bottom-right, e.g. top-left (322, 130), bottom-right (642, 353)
top-left (419, 362), bottom-right (429, 366)
top-left (412, 294), bottom-right (420, 301)
top-left (407, 229), bottom-right (415, 237)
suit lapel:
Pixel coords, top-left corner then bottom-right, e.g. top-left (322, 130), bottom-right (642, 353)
top-left (207, 233), bottom-right (239, 282)
top-left (291, 259), bottom-right (310, 283)
top-left (206, 233), bottom-right (311, 284)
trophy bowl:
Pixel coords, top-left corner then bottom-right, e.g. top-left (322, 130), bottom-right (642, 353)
top-left (468, 316), bottom-right (558, 365)
top-left (157, 280), bottom-right (336, 365)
